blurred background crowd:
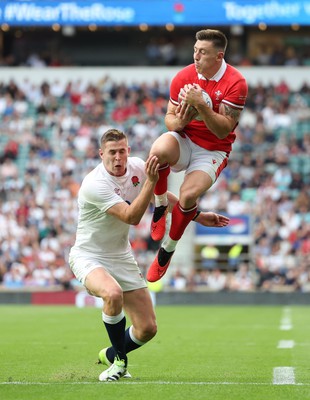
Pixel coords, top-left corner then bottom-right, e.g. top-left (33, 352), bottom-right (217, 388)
top-left (1, 25), bottom-right (310, 68)
top-left (0, 71), bottom-right (309, 293)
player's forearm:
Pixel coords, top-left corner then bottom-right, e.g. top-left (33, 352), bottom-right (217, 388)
top-left (126, 179), bottom-right (156, 225)
top-left (196, 105), bottom-right (231, 139)
top-left (165, 113), bottom-right (185, 132)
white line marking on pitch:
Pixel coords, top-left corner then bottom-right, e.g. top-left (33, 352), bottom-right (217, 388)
top-left (280, 322), bottom-right (292, 331)
top-left (277, 340), bottom-right (295, 349)
top-left (273, 367), bottom-right (295, 385)
top-left (280, 307), bottom-right (292, 331)
top-left (1, 380), bottom-right (308, 386)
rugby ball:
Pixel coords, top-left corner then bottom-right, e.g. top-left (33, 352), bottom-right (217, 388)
top-left (178, 88), bottom-right (212, 121)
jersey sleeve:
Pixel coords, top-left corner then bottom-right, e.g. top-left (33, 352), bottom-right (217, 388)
top-left (80, 179), bottom-right (124, 213)
top-left (221, 76), bottom-right (248, 110)
top-left (169, 69), bottom-right (188, 106)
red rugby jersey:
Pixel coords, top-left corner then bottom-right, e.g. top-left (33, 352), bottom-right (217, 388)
top-left (170, 61), bottom-right (248, 153)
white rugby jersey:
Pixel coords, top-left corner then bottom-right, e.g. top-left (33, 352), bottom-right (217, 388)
top-left (71, 157), bottom-right (146, 258)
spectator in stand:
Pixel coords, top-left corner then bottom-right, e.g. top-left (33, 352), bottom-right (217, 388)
top-left (2, 261), bottom-right (27, 288)
top-left (284, 47), bottom-right (300, 66)
top-left (169, 269), bottom-right (188, 290)
top-left (0, 157), bottom-right (19, 181)
top-left (26, 53), bottom-right (47, 67)
top-left (1, 139), bottom-right (19, 161)
top-left (200, 243), bottom-right (220, 269)
top-left (226, 192), bottom-right (250, 215)
top-left (253, 44), bottom-right (271, 65)
top-left (228, 263), bottom-right (255, 292)
top-left (158, 37), bottom-right (178, 65)
top-left (228, 243), bottom-right (243, 268)
top-left (145, 38), bottom-right (161, 65)
top-left (298, 263), bottom-right (310, 292)
top-left (207, 268), bottom-right (227, 291)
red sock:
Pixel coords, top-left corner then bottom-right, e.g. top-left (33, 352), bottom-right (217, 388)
top-left (154, 163), bottom-right (170, 195)
top-left (169, 202), bottom-right (197, 241)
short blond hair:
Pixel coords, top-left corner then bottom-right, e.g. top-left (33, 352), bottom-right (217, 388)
top-left (100, 129), bottom-right (128, 148)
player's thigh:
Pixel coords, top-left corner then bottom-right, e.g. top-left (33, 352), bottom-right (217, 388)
top-left (179, 170), bottom-right (213, 206)
top-left (123, 288), bottom-right (156, 331)
top-left (85, 267), bottom-right (122, 299)
top-left (150, 132), bottom-right (180, 165)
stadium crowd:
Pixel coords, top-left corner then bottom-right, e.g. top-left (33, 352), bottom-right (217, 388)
top-left (1, 37), bottom-right (310, 68)
top-left (0, 74), bottom-right (309, 293)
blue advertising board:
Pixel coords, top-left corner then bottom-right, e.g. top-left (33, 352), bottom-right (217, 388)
top-left (196, 215), bottom-right (251, 236)
top-left (0, 1), bottom-right (310, 26)
top-left (195, 215), bottom-right (252, 245)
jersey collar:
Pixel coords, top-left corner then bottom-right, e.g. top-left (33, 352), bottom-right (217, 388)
top-left (198, 59), bottom-right (227, 82)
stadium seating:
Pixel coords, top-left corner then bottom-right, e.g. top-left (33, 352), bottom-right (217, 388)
top-left (0, 75), bottom-right (309, 293)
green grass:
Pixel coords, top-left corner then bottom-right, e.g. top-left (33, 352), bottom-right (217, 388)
top-left (1, 305), bottom-right (310, 399)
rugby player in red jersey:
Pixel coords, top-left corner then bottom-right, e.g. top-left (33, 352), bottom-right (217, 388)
top-left (147, 29), bottom-right (248, 282)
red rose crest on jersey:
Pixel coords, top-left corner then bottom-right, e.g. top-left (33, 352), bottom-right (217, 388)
top-left (131, 176), bottom-right (140, 187)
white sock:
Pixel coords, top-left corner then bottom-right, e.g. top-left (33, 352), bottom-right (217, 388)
top-left (155, 194), bottom-right (168, 208)
top-left (102, 310), bottom-right (125, 324)
top-left (162, 237), bottom-right (178, 253)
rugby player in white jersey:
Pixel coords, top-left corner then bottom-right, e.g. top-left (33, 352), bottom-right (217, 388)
top-left (69, 128), bottom-right (229, 381)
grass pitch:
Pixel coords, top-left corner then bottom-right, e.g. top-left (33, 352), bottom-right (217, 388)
top-left (0, 304), bottom-right (309, 400)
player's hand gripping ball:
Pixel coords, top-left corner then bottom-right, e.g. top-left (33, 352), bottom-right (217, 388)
top-left (178, 87), bottom-right (213, 121)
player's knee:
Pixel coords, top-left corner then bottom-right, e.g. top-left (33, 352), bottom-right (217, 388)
top-left (103, 287), bottom-right (123, 307)
top-left (179, 187), bottom-right (198, 207)
top-left (150, 140), bottom-right (172, 165)
top-left (150, 148), bottom-right (166, 165)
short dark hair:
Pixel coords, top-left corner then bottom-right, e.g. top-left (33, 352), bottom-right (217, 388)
top-left (195, 29), bottom-right (228, 53)
top-left (100, 129), bottom-right (128, 148)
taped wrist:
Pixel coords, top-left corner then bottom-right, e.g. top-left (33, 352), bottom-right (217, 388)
top-left (192, 210), bottom-right (201, 221)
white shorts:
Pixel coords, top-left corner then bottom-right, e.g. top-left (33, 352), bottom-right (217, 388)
top-left (68, 250), bottom-right (147, 292)
top-left (166, 131), bottom-right (229, 184)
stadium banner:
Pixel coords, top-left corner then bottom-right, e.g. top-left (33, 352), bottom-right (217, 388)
top-left (75, 291), bottom-right (103, 308)
top-left (1, 0), bottom-right (310, 26)
top-left (31, 290), bottom-right (77, 304)
top-left (195, 215), bottom-right (252, 245)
